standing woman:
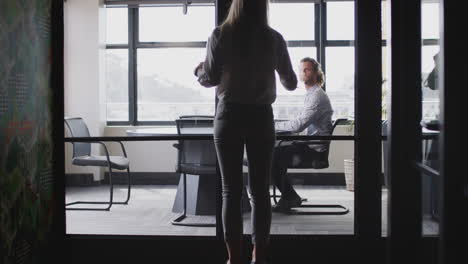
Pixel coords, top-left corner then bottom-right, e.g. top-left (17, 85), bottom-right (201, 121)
top-left (194, 0), bottom-right (297, 263)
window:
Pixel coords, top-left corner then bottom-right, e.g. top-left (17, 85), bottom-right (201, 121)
top-left (139, 6), bottom-right (214, 42)
top-left (269, 2), bottom-right (316, 120)
top-left (421, 2), bottom-right (440, 120)
top-left (105, 1), bottom-right (360, 124)
top-left (106, 49), bottom-right (129, 121)
top-left (136, 6), bottom-right (215, 123)
top-left (327, 1), bottom-right (354, 40)
top-left (269, 1), bottom-right (355, 121)
top-left (326, 47), bottom-right (355, 118)
top-left (325, 1), bottom-right (355, 119)
top-left (137, 48), bottom-right (215, 121)
top-left (269, 3), bottom-right (315, 41)
top-left (106, 7), bottom-right (128, 44)
top-left (105, 5), bottom-right (215, 124)
top-left (106, 8), bottom-right (129, 122)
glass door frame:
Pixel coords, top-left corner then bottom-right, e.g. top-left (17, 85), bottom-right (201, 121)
top-left (387, 0), bottom-right (465, 263)
top-left (49, 0), bottom-right (458, 263)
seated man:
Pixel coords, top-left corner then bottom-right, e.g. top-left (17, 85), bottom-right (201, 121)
top-left (273, 57), bottom-right (334, 213)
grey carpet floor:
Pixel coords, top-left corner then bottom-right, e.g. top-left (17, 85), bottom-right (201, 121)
top-left (66, 185), bottom-right (438, 236)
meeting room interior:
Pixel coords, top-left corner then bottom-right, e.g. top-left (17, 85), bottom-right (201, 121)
top-left (0, 0), bottom-right (465, 264)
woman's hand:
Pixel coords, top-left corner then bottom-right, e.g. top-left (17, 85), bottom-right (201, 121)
top-left (194, 62), bottom-right (204, 77)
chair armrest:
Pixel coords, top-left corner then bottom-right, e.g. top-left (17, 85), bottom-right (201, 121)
top-left (66, 140), bottom-right (112, 161)
top-left (292, 140), bottom-right (328, 147)
top-left (111, 141), bottom-right (128, 158)
top-left (89, 140), bottom-right (128, 158)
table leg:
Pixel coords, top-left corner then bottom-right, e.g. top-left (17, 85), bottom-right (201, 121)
top-left (172, 173), bottom-right (251, 215)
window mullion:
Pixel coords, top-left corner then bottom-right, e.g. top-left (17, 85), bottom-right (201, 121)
top-left (128, 7), bottom-right (138, 125)
top-left (318, 1), bottom-right (327, 90)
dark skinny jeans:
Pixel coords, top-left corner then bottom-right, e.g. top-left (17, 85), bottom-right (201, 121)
top-left (214, 99), bottom-right (275, 245)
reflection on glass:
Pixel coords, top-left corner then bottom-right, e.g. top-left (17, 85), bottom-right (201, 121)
top-left (422, 46), bottom-right (440, 120)
top-left (273, 47), bottom-right (317, 120)
top-left (382, 47), bottom-right (390, 121)
top-left (326, 47), bottom-right (355, 119)
top-left (327, 2), bottom-right (354, 41)
top-left (137, 48), bottom-right (215, 121)
top-left (106, 49), bottom-right (129, 121)
top-left (421, 0), bottom-right (441, 237)
top-left (269, 3), bottom-right (315, 41)
top-left (106, 8), bottom-right (128, 44)
top-left (381, 0), bottom-right (392, 236)
top-left (422, 3), bottom-right (440, 39)
top-left (381, 1), bottom-right (390, 40)
top-left (139, 6), bottom-right (215, 42)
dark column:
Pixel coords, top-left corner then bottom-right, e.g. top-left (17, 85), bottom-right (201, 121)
top-left (388, 0), bottom-right (422, 263)
top-left (438, 1), bottom-right (465, 264)
top-left (354, 0), bottom-right (383, 262)
top-left (51, 0), bottom-right (66, 262)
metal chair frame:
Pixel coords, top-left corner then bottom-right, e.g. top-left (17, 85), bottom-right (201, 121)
top-left (272, 118), bottom-right (350, 215)
top-left (171, 116), bottom-right (216, 227)
top-left (65, 117), bottom-right (131, 211)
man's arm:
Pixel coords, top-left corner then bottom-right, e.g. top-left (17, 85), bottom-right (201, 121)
top-left (275, 94), bottom-right (321, 133)
top-left (195, 28), bottom-right (223, 87)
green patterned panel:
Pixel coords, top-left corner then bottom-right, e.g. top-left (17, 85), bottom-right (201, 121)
top-left (0, 1), bottom-right (54, 263)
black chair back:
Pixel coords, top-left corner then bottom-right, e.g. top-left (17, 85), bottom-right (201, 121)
top-left (64, 117), bottom-right (91, 158)
top-left (175, 117), bottom-right (216, 171)
top-left (288, 118), bottom-right (348, 169)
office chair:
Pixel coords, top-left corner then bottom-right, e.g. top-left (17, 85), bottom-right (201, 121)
top-left (272, 118), bottom-right (350, 215)
top-left (64, 117), bottom-right (131, 211)
top-left (171, 116), bottom-right (216, 226)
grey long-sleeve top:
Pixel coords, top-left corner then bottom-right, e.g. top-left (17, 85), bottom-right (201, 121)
top-left (275, 85), bottom-right (334, 152)
top-left (195, 26), bottom-right (297, 105)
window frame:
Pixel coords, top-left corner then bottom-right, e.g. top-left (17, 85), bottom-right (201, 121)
top-left (106, 6), bottom-right (213, 126)
top-left (105, 0), bottom-right (438, 126)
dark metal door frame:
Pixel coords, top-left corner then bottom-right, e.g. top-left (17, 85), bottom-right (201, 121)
top-left (354, 0), bottom-right (383, 262)
top-left (388, 1), bottom-right (465, 263)
top-left (48, 0), bottom-right (454, 263)
top-left (438, 1), bottom-right (465, 264)
top-left (387, 1), bottom-right (423, 263)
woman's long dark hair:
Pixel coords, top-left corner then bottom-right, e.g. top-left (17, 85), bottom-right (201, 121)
top-left (220, 0), bottom-right (269, 30)
top-left (220, 0), bottom-right (271, 60)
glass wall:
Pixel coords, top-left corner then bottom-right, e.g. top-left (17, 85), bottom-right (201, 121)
top-left (106, 8), bottom-right (129, 122)
top-left (79, 0), bottom-right (363, 237)
top-left (381, 0), bottom-right (391, 236)
top-left (105, 2), bottom-right (358, 124)
top-left (420, 0), bottom-right (441, 236)
top-left (137, 6), bottom-right (216, 121)
top-left (254, 0), bottom-right (355, 236)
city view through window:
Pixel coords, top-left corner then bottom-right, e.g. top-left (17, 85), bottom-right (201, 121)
top-left (105, 2), bottom-right (439, 123)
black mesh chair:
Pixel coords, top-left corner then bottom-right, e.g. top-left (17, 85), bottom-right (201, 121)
top-left (171, 116), bottom-right (216, 226)
top-left (64, 117), bottom-right (131, 211)
top-left (272, 118), bottom-right (350, 215)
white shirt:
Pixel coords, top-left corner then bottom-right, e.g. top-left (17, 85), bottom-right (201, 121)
top-left (275, 85), bottom-right (334, 152)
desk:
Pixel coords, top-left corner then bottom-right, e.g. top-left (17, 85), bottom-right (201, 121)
top-left (126, 126), bottom-right (250, 216)
top-left (126, 127), bottom-right (212, 136)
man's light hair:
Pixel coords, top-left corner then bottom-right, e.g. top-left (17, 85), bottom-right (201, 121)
top-left (300, 57), bottom-right (325, 87)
